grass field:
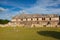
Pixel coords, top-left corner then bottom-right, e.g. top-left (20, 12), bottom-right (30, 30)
top-left (0, 27), bottom-right (60, 40)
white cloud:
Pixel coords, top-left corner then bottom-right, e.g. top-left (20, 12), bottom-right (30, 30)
top-left (0, 7), bottom-right (18, 20)
top-left (0, 0), bottom-right (60, 20)
top-left (22, 0), bottom-right (60, 14)
top-left (36, 0), bottom-right (60, 7)
top-left (0, 7), bottom-right (8, 12)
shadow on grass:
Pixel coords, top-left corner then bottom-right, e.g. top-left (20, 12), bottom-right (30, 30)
top-left (37, 31), bottom-right (60, 39)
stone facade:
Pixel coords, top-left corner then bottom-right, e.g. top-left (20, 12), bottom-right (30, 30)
top-left (10, 13), bottom-right (60, 27)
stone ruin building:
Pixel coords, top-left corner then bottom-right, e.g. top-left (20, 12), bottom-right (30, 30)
top-left (9, 13), bottom-right (60, 27)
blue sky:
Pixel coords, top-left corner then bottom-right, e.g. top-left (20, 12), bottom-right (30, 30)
top-left (0, 0), bottom-right (60, 20)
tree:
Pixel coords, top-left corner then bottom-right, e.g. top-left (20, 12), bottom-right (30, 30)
top-left (0, 19), bottom-right (10, 24)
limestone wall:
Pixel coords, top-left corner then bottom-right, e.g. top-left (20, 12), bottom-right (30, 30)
top-left (17, 19), bottom-right (21, 21)
top-left (11, 15), bottom-right (60, 27)
top-left (51, 17), bottom-right (59, 21)
top-left (27, 18), bottom-right (31, 21)
top-left (23, 19), bottom-right (26, 21)
top-left (45, 18), bottom-right (50, 21)
top-left (38, 18), bottom-right (42, 21)
top-left (11, 19), bottom-right (16, 21)
top-left (32, 18), bottom-right (37, 21)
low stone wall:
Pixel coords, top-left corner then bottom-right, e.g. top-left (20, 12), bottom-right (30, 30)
top-left (0, 24), bottom-right (60, 27)
top-left (30, 24), bottom-right (60, 27)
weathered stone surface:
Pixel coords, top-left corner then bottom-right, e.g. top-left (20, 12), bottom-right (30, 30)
top-left (10, 14), bottom-right (60, 27)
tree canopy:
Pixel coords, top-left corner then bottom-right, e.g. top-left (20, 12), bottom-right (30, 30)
top-left (0, 19), bottom-right (10, 24)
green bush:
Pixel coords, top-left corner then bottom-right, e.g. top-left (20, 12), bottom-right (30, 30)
top-left (0, 19), bottom-right (10, 24)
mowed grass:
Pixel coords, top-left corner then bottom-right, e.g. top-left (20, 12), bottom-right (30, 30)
top-left (0, 27), bottom-right (60, 40)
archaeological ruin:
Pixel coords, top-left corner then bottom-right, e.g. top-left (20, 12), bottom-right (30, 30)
top-left (9, 13), bottom-right (60, 27)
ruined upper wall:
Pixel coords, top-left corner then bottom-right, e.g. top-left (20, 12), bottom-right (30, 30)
top-left (12, 13), bottom-right (59, 19)
top-left (11, 13), bottom-right (59, 22)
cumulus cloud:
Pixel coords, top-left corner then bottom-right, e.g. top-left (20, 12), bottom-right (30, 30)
top-left (23, 0), bottom-right (60, 14)
top-left (0, 7), bottom-right (18, 20)
top-left (0, 0), bottom-right (60, 20)
top-left (0, 7), bottom-right (8, 12)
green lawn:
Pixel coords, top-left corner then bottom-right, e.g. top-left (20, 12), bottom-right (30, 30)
top-left (0, 27), bottom-right (60, 40)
